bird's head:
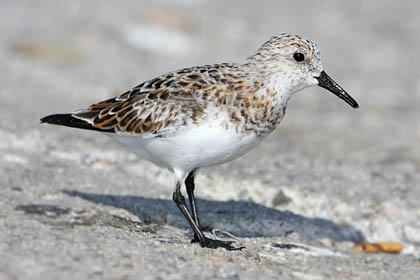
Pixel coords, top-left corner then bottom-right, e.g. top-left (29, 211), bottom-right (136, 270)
top-left (248, 33), bottom-right (358, 108)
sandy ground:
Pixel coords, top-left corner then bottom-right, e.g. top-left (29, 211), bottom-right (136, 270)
top-left (1, 0), bottom-right (420, 279)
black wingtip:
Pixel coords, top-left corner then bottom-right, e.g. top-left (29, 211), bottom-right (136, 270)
top-left (40, 115), bottom-right (55, 123)
top-left (40, 114), bottom-right (74, 125)
top-left (40, 113), bottom-right (114, 133)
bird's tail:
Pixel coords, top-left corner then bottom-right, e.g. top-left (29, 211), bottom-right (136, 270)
top-left (40, 114), bottom-right (113, 132)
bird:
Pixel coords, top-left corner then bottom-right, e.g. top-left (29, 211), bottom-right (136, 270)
top-left (41, 33), bottom-right (358, 250)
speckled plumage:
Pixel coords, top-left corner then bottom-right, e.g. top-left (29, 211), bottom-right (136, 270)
top-left (41, 33), bottom-right (358, 250)
top-left (74, 63), bottom-right (277, 137)
top-left (72, 34), bottom-right (324, 138)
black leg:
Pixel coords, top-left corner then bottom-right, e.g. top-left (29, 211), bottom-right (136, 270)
top-left (185, 169), bottom-right (200, 242)
top-left (172, 180), bottom-right (242, 251)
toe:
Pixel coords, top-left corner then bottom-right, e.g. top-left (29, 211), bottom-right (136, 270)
top-left (200, 237), bottom-right (245, 251)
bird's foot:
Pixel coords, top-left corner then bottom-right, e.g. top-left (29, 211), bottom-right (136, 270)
top-left (198, 236), bottom-right (245, 251)
top-left (190, 234), bottom-right (200, 244)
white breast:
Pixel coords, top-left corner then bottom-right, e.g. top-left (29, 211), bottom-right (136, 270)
top-left (108, 121), bottom-right (262, 173)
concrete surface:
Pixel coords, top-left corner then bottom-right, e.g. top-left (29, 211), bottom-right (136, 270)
top-left (1, 0), bottom-right (420, 279)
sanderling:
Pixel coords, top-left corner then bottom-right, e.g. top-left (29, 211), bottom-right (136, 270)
top-left (41, 33), bottom-right (358, 250)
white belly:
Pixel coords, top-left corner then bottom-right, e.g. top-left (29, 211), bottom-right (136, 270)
top-left (108, 123), bottom-right (262, 173)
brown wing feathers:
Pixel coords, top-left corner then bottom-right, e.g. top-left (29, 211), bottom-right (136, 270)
top-left (41, 86), bottom-right (197, 136)
top-left (40, 64), bottom-right (247, 136)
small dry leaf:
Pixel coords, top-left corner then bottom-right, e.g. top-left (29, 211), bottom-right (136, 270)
top-left (10, 43), bottom-right (81, 64)
top-left (99, 159), bottom-right (114, 166)
top-left (147, 10), bottom-right (189, 29)
top-left (354, 242), bottom-right (403, 254)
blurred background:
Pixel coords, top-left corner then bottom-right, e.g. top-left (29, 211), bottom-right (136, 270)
top-left (2, 0), bottom-right (419, 154)
top-left (1, 0), bottom-right (420, 278)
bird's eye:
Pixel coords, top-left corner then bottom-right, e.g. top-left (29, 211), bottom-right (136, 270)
top-left (293, 52), bottom-right (305, 62)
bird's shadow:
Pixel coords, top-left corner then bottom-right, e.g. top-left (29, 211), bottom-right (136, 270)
top-left (62, 189), bottom-right (365, 243)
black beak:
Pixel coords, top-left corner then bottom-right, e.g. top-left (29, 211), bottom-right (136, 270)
top-left (316, 71), bottom-right (359, 108)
